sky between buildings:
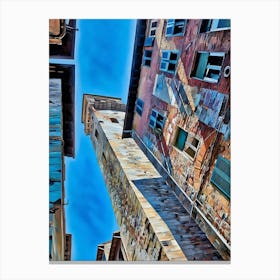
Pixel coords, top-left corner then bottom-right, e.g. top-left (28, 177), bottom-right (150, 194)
top-left (57, 19), bottom-right (137, 261)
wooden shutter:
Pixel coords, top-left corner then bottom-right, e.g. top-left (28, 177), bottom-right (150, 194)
top-left (194, 52), bottom-right (209, 79)
top-left (211, 155), bottom-right (230, 199)
top-left (175, 128), bottom-right (188, 151)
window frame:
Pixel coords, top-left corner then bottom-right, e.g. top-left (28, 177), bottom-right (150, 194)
top-left (191, 51), bottom-right (225, 83)
top-left (160, 50), bottom-right (180, 74)
top-left (142, 49), bottom-right (153, 67)
top-left (165, 19), bottom-right (187, 37)
top-left (149, 109), bottom-right (166, 130)
top-left (149, 19), bottom-right (158, 37)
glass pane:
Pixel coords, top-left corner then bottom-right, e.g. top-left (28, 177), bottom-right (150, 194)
top-left (151, 110), bottom-right (157, 117)
top-left (162, 51), bottom-right (169, 59)
top-left (149, 119), bottom-right (155, 128)
top-left (144, 37), bottom-right (154, 47)
top-left (160, 61), bottom-right (168, 71)
top-left (166, 26), bottom-right (173, 35)
top-left (217, 19), bottom-right (230, 29)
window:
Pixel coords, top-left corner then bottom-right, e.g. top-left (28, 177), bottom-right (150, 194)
top-left (185, 135), bottom-right (200, 158)
top-left (95, 129), bottom-right (99, 138)
top-left (149, 20), bottom-right (158, 37)
top-left (149, 109), bottom-right (165, 130)
top-left (191, 52), bottom-right (225, 83)
top-left (200, 19), bottom-right (230, 33)
top-left (174, 127), bottom-right (200, 159)
top-left (166, 19), bottom-right (187, 37)
top-left (160, 50), bottom-right (180, 74)
top-left (135, 98), bottom-right (144, 116)
top-left (110, 117), bottom-right (119, 123)
top-left (210, 155), bottom-right (230, 199)
top-left (142, 50), bottom-right (153, 67)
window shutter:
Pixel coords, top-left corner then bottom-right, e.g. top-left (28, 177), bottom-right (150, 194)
top-left (136, 99), bottom-right (144, 116)
top-left (194, 52), bottom-right (209, 79)
top-left (211, 155), bottom-right (230, 199)
top-left (175, 128), bottom-right (188, 150)
top-left (144, 37), bottom-right (154, 47)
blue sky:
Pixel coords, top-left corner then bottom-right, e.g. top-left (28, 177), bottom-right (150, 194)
top-left (54, 19), bottom-right (136, 261)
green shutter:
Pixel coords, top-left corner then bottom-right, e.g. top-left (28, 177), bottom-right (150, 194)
top-left (175, 128), bottom-right (188, 150)
top-left (211, 156), bottom-right (230, 199)
top-left (195, 52), bottom-right (209, 79)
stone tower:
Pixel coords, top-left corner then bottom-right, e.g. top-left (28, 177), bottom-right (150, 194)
top-left (82, 94), bottom-right (223, 261)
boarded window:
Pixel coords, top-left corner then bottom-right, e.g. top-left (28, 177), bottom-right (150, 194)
top-left (211, 155), bottom-right (230, 199)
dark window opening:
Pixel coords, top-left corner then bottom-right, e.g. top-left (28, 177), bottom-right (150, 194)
top-left (144, 60), bottom-right (151, 67)
top-left (143, 50), bottom-right (153, 67)
top-left (170, 52), bottom-right (178, 60)
top-left (190, 137), bottom-right (199, 148)
top-left (168, 63), bottom-right (176, 71)
top-left (208, 55), bottom-right (224, 65)
top-left (185, 147), bottom-right (196, 158)
top-left (151, 21), bottom-right (157, 28)
top-left (110, 118), bottom-right (119, 123)
top-left (200, 19), bottom-right (212, 32)
top-left (200, 19), bottom-right (230, 33)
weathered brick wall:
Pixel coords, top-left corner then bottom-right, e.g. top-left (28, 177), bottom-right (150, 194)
top-left (88, 108), bottom-right (187, 261)
top-left (131, 19), bottom-right (231, 249)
